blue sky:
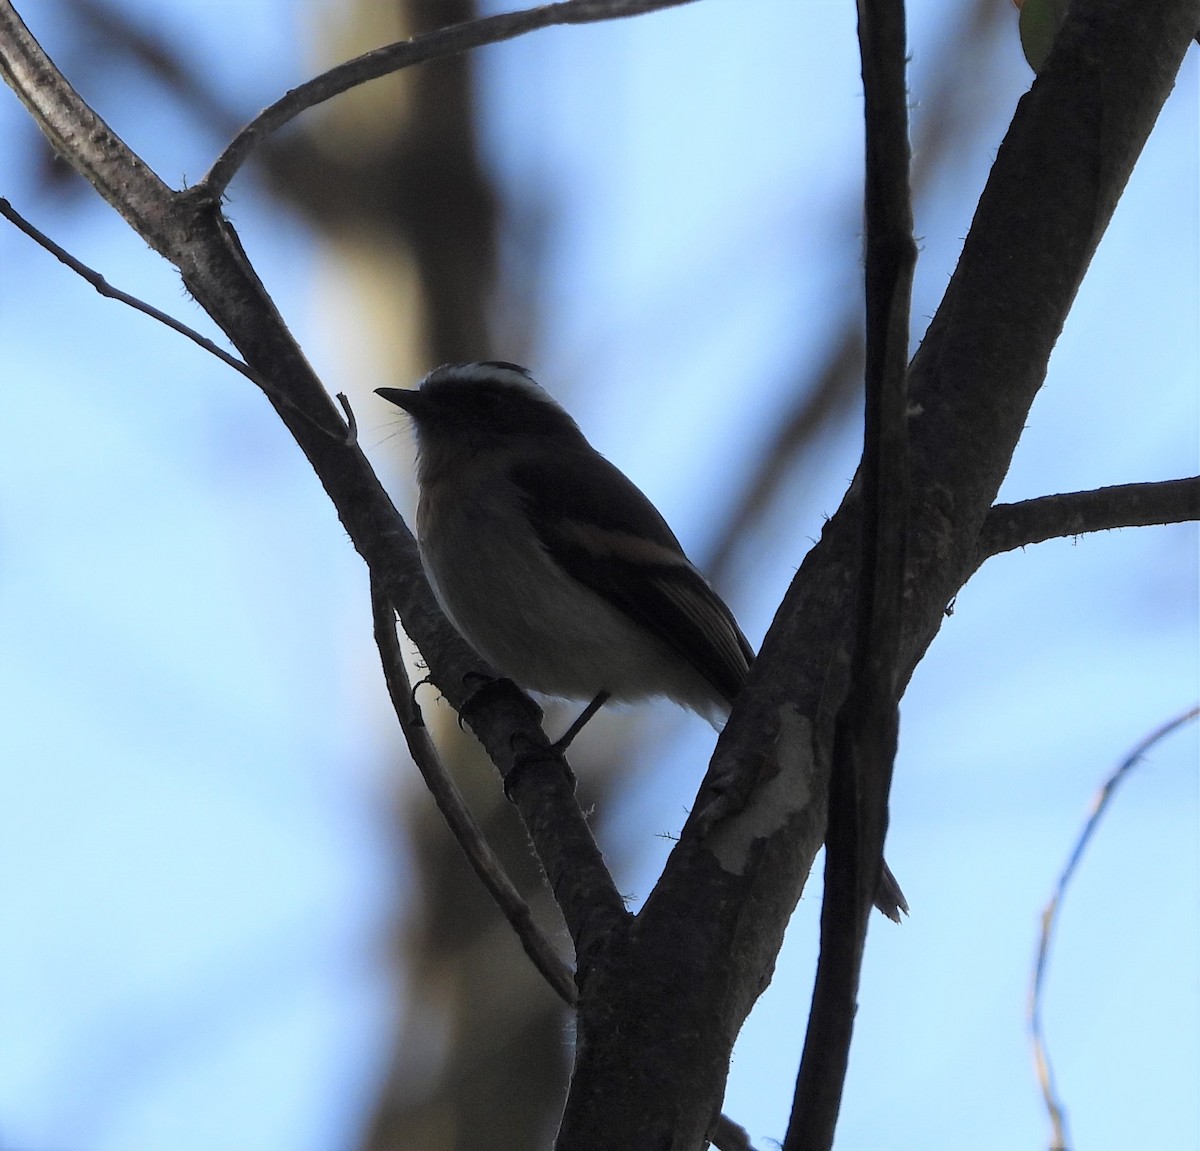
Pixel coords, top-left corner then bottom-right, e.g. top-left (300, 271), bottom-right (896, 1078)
top-left (0, 2), bottom-right (1196, 1149)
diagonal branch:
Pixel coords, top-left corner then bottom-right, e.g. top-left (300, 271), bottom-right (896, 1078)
top-left (0, 1), bottom-right (174, 240)
top-left (0, 194), bottom-right (353, 441)
top-left (0, 194), bottom-right (255, 383)
top-left (973, 477), bottom-right (1200, 571)
top-left (201, 0), bottom-right (700, 198)
top-left (370, 572), bottom-right (578, 1007)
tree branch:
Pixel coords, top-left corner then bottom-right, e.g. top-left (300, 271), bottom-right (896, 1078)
top-left (369, 572), bottom-right (578, 1007)
top-left (1029, 705), bottom-right (1200, 1151)
top-left (201, 0), bottom-right (699, 198)
top-left (785, 0), bottom-right (915, 1146)
top-left (0, 194), bottom-right (358, 442)
top-left (0, 2), bottom-right (177, 243)
top-left (0, 194), bottom-right (255, 382)
top-left (704, 0), bottom-right (1009, 585)
top-left (974, 477), bottom-right (1200, 570)
top-left (370, 574), bottom-right (754, 1149)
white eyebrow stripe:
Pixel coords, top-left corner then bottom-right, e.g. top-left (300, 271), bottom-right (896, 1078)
top-left (553, 520), bottom-right (689, 566)
top-left (420, 362), bottom-right (560, 407)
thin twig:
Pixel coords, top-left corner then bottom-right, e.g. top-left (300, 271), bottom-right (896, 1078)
top-left (974, 478), bottom-right (1200, 571)
top-left (0, 195), bottom-right (256, 383)
top-left (1029, 704), bottom-right (1200, 1151)
top-left (785, 0), bottom-right (916, 1145)
top-left (369, 571), bottom-right (578, 1006)
top-left (201, 0), bottom-right (699, 197)
top-left (0, 195), bottom-right (356, 443)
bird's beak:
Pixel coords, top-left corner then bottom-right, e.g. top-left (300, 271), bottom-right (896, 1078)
top-left (375, 386), bottom-right (422, 414)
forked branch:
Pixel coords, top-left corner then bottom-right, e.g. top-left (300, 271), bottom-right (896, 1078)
top-left (201, 0), bottom-right (700, 197)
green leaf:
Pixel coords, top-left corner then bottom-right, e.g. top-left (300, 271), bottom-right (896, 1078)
top-left (1019, 0), bottom-right (1071, 72)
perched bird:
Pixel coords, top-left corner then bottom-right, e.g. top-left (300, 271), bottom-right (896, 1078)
top-left (377, 362), bottom-right (906, 919)
top-left (377, 361), bottom-right (751, 729)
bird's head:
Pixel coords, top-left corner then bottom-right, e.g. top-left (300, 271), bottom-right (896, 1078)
top-left (376, 362), bottom-right (581, 449)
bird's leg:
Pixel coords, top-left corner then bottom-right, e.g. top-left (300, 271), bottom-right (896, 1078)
top-left (550, 690), bottom-right (611, 754)
top-left (504, 690), bottom-right (609, 798)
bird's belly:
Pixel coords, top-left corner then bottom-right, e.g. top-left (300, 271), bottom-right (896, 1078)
top-left (418, 494), bottom-right (716, 712)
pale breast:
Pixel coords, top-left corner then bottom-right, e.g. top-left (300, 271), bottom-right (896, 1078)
top-left (415, 470), bottom-right (722, 716)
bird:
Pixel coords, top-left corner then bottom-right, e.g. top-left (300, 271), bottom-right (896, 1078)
top-left (377, 361), bottom-right (906, 920)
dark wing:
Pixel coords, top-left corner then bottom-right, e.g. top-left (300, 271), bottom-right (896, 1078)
top-left (509, 448), bottom-right (753, 705)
